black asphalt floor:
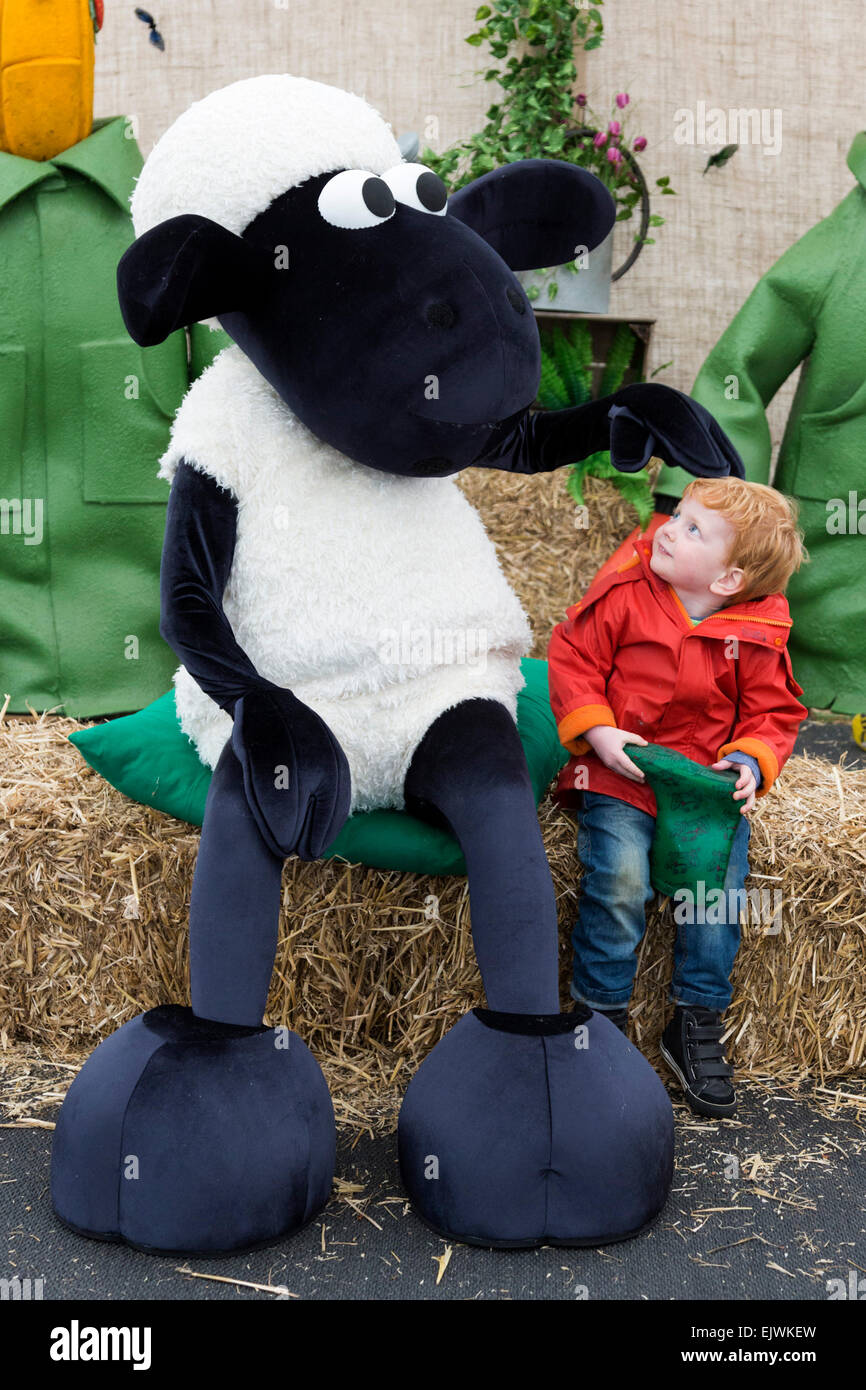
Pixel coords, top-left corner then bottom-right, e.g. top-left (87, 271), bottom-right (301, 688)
top-left (2, 1077), bottom-right (865, 1301)
top-left (793, 713), bottom-right (865, 768)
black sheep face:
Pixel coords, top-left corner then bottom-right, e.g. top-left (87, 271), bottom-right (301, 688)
top-left (117, 158), bottom-right (616, 477)
top-left (224, 167), bottom-right (541, 477)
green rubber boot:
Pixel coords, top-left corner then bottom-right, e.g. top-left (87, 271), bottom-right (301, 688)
top-left (626, 743), bottom-right (743, 899)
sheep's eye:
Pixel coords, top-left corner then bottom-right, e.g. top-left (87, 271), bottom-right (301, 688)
top-left (381, 163), bottom-right (448, 216)
top-left (317, 169), bottom-right (396, 229)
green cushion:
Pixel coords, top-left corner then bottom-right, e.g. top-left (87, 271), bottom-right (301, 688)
top-left (68, 658), bottom-right (569, 875)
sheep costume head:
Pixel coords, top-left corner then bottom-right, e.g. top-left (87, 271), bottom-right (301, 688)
top-left (52, 74), bottom-right (744, 1257)
top-left (119, 73), bottom-right (613, 476)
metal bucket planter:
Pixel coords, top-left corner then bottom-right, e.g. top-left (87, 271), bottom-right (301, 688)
top-left (517, 229), bottom-right (614, 313)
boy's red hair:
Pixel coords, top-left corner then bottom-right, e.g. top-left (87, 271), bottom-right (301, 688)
top-left (681, 477), bottom-right (808, 603)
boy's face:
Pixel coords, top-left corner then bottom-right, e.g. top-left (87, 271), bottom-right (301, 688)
top-left (650, 496), bottom-right (744, 603)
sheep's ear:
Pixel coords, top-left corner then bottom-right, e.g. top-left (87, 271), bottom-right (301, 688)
top-left (448, 158), bottom-right (616, 271)
top-left (117, 214), bottom-right (273, 346)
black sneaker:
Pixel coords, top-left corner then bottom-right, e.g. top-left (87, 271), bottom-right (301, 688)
top-left (659, 1005), bottom-right (736, 1118)
top-left (595, 1005), bottom-right (629, 1034)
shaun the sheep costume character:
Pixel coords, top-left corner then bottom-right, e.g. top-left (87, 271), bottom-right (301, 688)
top-left (51, 75), bottom-right (745, 1253)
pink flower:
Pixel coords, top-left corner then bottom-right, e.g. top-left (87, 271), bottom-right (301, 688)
top-left (576, 93), bottom-right (587, 107)
top-left (616, 93), bottom-right (629, 109)
top-left (633, 135), bottom-right (647, 151)
top-left (608, 120), bottom-right (621, 136)
top-left (593, 130), bottom-right (608, 148)
top-left (607, 146), bottom-right (622, 165)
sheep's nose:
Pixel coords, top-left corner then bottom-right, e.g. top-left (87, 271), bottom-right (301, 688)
top-left (426, 301), bottom-right (456, 328)
top-left (426, 289), bottom-right (525, 327)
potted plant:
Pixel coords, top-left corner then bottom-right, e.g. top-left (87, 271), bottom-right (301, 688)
top-left (421, 3), bottom-right (676, 312)
top-left (520, 91), bottom-right (675, 311)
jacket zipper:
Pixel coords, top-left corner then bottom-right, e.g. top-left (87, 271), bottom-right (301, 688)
top-left (698, 613), bottom-right (792, 627)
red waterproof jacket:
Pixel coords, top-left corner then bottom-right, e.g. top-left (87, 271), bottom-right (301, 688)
top-left (548, 533), bottom-right (808, 817)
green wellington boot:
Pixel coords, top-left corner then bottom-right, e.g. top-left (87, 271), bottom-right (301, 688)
top-left (625, 743), bottom-right (743, 900)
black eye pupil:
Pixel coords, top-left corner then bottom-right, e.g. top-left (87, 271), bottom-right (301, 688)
top-left (416, 171), bottom-right (448, 213)
top-left (362, 176), bottom-right (396, 218)
top-left (506, 287), bottom-right (526, 315)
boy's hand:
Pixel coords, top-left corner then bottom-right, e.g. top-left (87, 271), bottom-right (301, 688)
top-left (711, 758), bottom-right (757, 814)
top-left (584, 725), bottom-right (648, 782)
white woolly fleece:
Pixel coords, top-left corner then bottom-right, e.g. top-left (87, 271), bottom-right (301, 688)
top-left (130, 74), bottom-right (403, 240)
top-left (158, 347), bottom-right (532, 813)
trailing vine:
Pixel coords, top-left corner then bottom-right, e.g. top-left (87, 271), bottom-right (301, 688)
top-left (421, 1), bottom-right (605, 190)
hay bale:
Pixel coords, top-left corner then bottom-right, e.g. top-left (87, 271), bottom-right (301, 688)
top-left (2, 467), bottom-right (864, 1131)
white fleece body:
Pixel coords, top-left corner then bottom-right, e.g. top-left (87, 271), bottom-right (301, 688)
top-left (158, 347), bottom-right (532, 813)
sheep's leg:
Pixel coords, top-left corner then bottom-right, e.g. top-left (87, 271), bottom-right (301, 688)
top-left (189, 737), bottom-right (284, 1026)
top-left (399, 697), bottom-right (674, 1248)
top-left (51, 739), bottom-right (337, 1254)
top-left (403, 697), bottom-right (560, 1014)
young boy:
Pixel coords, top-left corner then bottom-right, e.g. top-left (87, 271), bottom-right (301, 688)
top-left (548, 477), bottom-right (809, 1118)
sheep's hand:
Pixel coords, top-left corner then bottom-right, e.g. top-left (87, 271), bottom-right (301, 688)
top-left (471, 384), bottom-right (744, 482)
top-left (605, 383), bottom-right (745, 481)
top-left (230, 687), bottom-right (351, 860)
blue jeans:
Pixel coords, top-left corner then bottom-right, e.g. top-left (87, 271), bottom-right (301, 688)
top-left (569, 790), bottom-right (752, 1014)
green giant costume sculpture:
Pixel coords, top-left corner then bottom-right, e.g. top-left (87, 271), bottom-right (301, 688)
top-left (0, 0), bottom-right (228, 717)
top-left (654, 131), bottom-right (866, 716)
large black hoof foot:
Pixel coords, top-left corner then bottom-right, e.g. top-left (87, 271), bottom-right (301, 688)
top-left (398, 1006), bottom-right (674, 1248)
top-left (51, 1005), bottom-right (335, 1255)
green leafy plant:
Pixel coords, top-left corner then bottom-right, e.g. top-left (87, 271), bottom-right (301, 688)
top-left (537, 322), bottom-right (659, 527)
top-left (420, 1), bottom-right (605, 189)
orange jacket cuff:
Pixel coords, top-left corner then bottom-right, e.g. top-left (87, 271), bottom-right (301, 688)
top-left (557, 704), bottom-right (617, 756)
top-left (717, 738), bottom-right (780, 798)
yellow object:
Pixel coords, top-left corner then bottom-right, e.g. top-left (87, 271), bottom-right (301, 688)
top-left (0, 0), bottom-right (94, 160)
top-left (852, 714), bottom-right (866, 748)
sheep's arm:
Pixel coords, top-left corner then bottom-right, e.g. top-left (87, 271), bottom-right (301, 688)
top-left (470, 382), bottom-right (745, 482)
top-left (159, 461), bottom-right (270, 715)
top-left (160, 460), bottom-right (351, 859)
